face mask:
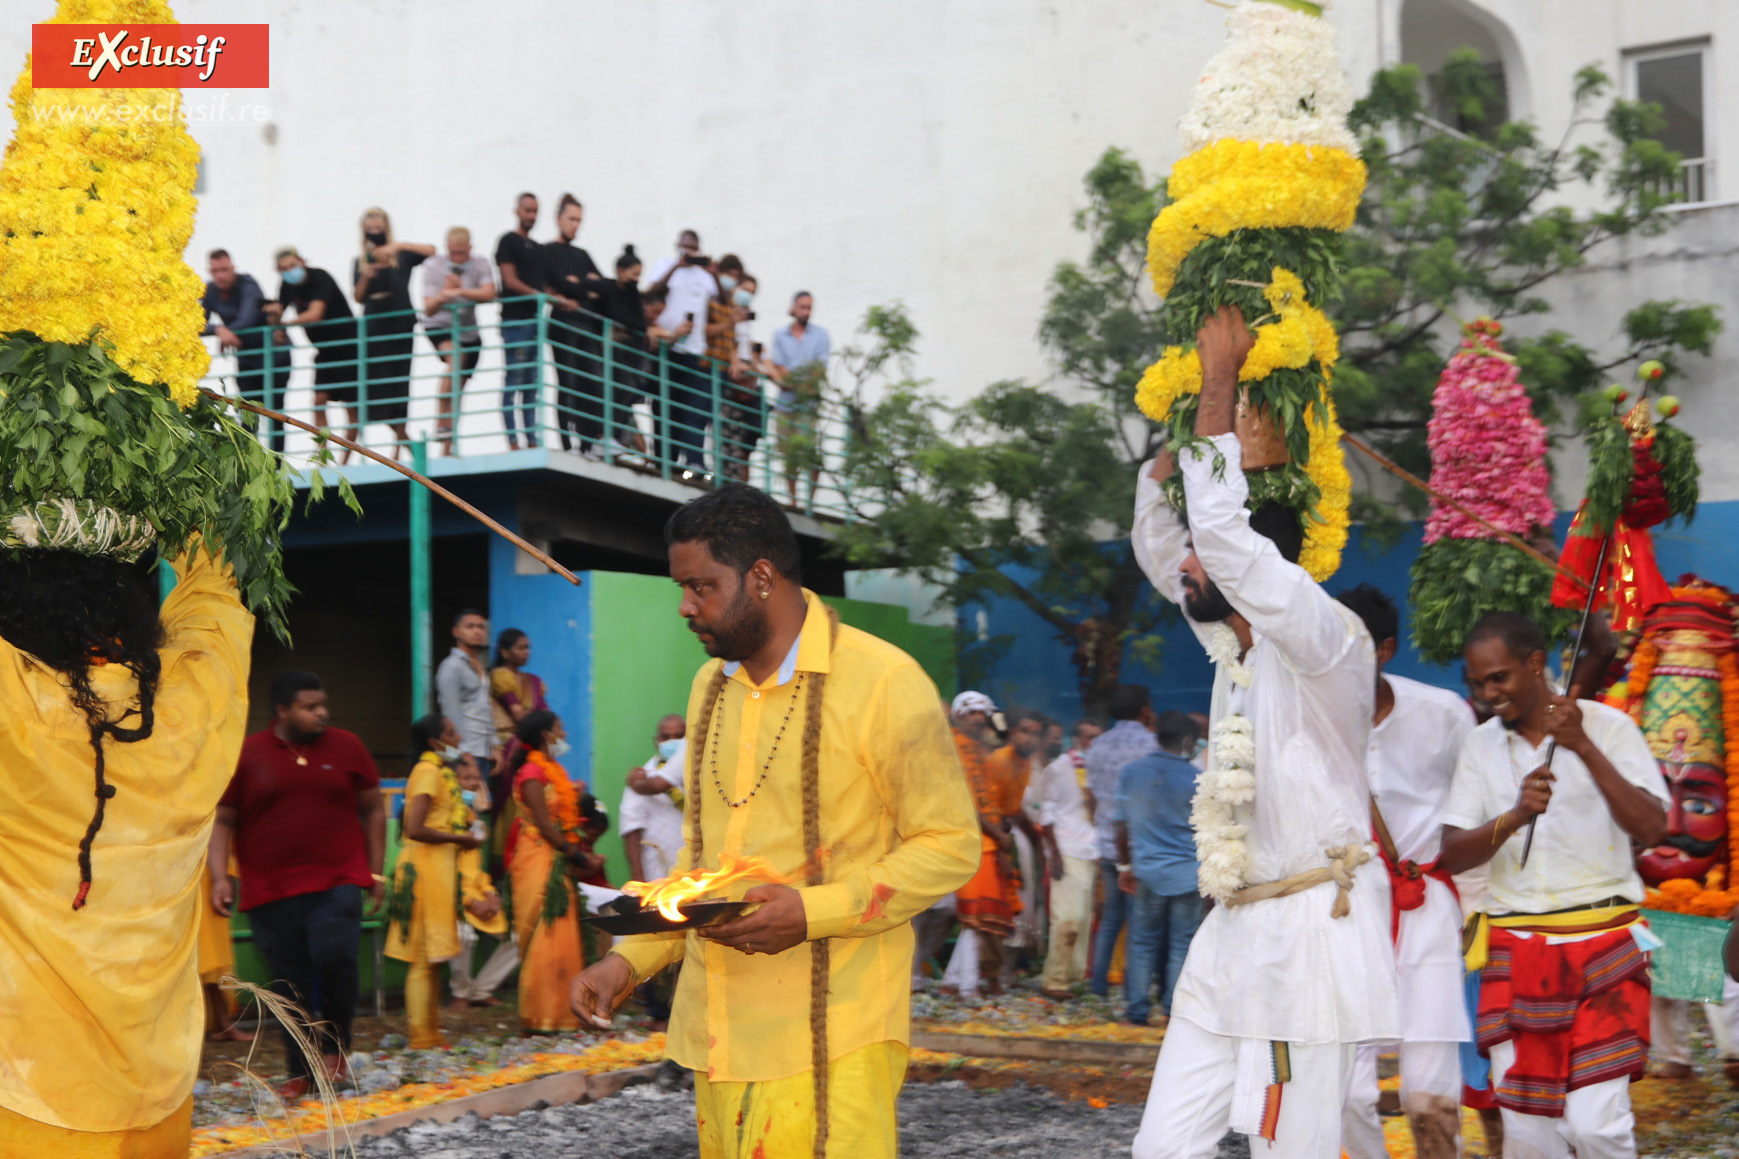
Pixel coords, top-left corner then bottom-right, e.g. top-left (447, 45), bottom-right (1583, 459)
top-left (437, 744), bottom-right (461, 763)
top-left (460, 789), bottom-right (478, 807)
top-left (282, 265), bottom-right (306, 286)
top-left (365, 229), bottom-right (388, 246)
top-left (549, 737), bottom-right (571, 759)
top-left (718, 274), bottom-right (738, 293)
top-left (1193, 737), bottom-right (1208, 759)
top-left (657, 738), bottom-right (682, 762)
top-left (733, 288), bottom-right (754, 309)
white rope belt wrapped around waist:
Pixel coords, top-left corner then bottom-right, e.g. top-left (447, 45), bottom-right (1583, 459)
top-left (1223, 845), bottom-right (1372, 919)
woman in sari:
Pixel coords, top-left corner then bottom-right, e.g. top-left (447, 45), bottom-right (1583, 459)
top-left (507, 710), bottom-right (606, 1033)
top-left (386, 715), bottom-right (504, 1048)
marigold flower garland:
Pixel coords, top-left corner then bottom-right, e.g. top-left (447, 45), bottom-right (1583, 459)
top-left (1135, 0), bottom-right (1361, 583)
top-left (0, 0), bottom-right (207, 406)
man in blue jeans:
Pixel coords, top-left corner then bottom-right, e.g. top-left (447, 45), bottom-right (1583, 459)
top-left (494, 192), bottom-right (543, 448)
top-left (1084, 684), bottom-right (1159, 997)
top-left (1116, 710), bottom-right (1205, 1025)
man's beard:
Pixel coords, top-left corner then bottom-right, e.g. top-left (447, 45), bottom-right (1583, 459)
top-left (284, 722), bottom-right (326, 745)
top-left (692, 586), bottom-right (772, 662)
top-left (1182, 576), bottom-right (1235, 624)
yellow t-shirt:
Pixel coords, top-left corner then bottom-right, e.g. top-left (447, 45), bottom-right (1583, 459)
top-left (0, 548), bottom-right (253, 1132)
top-left (612, 592), bottom-right (981, 1082)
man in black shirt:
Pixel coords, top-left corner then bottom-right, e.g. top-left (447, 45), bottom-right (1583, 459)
top-left (541, 193), bottom-right (606, 455)
top-left (495, 192), bottom-right (542, 450)
top-left (203, 249), bottom-right (288, 453)
top-left (270, 246), bottom-right (362, 463)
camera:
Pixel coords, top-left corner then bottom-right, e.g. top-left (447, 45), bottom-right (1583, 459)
top-left (741, 310), bottom-right (757, 321)
top-left (682, 252), bottom-right (710, 267)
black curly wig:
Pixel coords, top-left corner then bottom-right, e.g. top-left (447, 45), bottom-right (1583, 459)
top-left (0, 548), bottom-right (165, 909)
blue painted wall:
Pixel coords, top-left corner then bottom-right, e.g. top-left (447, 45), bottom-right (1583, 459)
top-left (487, 536), bottom-right (594, 783)
top-left (967, 500), bottom-right (1739, 725)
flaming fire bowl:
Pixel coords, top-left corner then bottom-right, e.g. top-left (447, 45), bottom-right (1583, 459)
top-left (583, 894), bottom-right (752, 935)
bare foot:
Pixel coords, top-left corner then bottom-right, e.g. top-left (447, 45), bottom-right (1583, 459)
top-left (1653, 1061), bottom-right (1694, 1080)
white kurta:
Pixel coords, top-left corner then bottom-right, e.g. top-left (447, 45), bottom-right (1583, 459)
top-left (617, 740), bottom-right (688, 882)
top-left (1369, 674), bottom-right (1475, 1044)
top-left (1132, 438), bottom-right (1399, 1046)
top-left (1441, 703), bottom-right (1669, 914)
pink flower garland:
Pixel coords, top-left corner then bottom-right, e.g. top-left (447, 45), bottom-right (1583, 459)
top-left (1422, 329), bottom-right (1556, 545)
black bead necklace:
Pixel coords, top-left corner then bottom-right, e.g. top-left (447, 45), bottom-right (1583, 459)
top-left (709, 673), bottom-right (806, 808)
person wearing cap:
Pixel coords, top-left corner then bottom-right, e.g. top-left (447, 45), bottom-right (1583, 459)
top-left (941, 691), bottom-right (1019, 996)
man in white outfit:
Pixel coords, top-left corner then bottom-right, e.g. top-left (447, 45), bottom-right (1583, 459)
top-left (619, 714), bottom-right (688, 882)
top-left (1129, 305), bottom-right (1398, 1159)
top-left (1027, 718), bottom-right (1105, 996)
top-left (1334, 585), bottom-right (1474, 1159)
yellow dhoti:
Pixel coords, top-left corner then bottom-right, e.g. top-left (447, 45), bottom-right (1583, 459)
top-left (0, 1097), bottom-right (191, 1159)
top-left (693, 1041), bottom-right (907, 1159)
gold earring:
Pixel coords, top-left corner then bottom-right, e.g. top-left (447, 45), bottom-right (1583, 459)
top-left (760, 590), bottom-right (771, 600)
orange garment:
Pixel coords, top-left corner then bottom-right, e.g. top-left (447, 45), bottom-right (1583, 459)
top-left (195, 858), bottom-right (236, 986)
top-left (956, 743), bottom-right (1030, 935)
top-left (510, 751), bottom-right (589, 1032)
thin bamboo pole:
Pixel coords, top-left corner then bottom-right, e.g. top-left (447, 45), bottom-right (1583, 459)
top-left (201, 389), bottom-right (580, 585)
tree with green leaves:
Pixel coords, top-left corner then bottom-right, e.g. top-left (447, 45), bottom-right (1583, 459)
top-left (1335, 53), bottom-right (1720, 526)
top-left (830, 54), bottom-right (1719, 712)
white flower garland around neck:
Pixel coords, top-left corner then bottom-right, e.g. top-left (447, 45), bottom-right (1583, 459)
top-left (1192, 625), bottom-right (1255, 902)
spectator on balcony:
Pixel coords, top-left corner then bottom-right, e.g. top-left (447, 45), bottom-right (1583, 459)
top-left (202, 249), bottom-right (287, 453)
top-left (638, 287), bottom-right (698, 470)
top-left (421, 227), bottom-right (497, 456)
top-left (495, 193), bottom-right (543, 451)
top-left (542, 194), bottom-right (608, 456)
top-left (352, 208), bottom-right (434, 456)
top-left (270, 247), bottom-right (361, 463)
top-left (647, 230), bottom-right (717, 479)
top-left (770, 291), bottom-right (831, 507)
top-left (709, 256), bottom-right (761, 483)
top-left (592, 245), bottom-right (652, 459)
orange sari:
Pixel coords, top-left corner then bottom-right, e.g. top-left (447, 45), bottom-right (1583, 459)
top-left (511, 751), bottom-right (589, 1032)
top-left (954, 736), bottom-right (1027, 937)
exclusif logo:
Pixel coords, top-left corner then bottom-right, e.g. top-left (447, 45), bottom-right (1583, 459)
top-left (31, 24), bottom-right (268, 88)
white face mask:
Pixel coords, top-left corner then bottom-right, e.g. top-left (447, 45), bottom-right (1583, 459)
top-left (549, 737), bottom-right (572, 759)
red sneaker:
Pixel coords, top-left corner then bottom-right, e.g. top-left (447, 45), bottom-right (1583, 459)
top-left (275, 1076), bottom-right (311, 1102)
top-left (322, 1053), bottom-right (350, 1083)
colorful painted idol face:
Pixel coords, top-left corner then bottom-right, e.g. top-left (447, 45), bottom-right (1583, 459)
top-left (1637, 758), bottom-right (1729, 884)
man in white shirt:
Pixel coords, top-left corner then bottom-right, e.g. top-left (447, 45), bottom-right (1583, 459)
top-left (619, 713), bottom-right (688, 883)
top-left (1129, 305), bottom-right (1397, 1159)
top-left (1026, 717), bottom-right (1104, 996)
top-left (1439, 612), bottom-right (1669, 1159)
top-left (1334, 585), bottom-right (1474, 1159)
top-left (647, 230), bottom-right (717, 361)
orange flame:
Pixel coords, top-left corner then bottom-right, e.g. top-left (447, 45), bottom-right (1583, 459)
top-left (622, 852), bottom-right (784, 922)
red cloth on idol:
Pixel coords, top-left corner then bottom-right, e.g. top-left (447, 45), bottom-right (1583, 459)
top-left (1551, 507), bottom-right (1673, 639)
top-left (1475, 924), bottom-right (1651, 1117)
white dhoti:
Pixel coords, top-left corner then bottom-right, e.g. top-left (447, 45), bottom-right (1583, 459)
top-left (1041, 854), bottom-right (1095, 990)
top-left (1650, 977), bottom-right (1739, 1066)
top-left (1133, 1015), bottom-right (1357, 1159)
top-left (1489, 1039), bottom-right (1637, 1159)
top-left (942, 926), bottom-right (980, 995)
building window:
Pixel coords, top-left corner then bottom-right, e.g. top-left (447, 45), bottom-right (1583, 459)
top-left (1628, 42), bottom-right (1712, 203)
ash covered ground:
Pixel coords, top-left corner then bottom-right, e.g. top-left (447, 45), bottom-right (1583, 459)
top-left (336, 1080), bottom-right (1252, 1158)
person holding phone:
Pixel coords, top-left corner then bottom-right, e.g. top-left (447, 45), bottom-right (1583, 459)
top-left (647, 230), bottom-right (718, 477)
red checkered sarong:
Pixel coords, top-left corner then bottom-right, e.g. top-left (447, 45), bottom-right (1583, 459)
top-left (1475, 923), bottom-right (1650, 1117)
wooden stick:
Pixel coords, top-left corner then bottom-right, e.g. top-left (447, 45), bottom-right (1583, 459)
top-left (1339, 432), bottom-right (1587, 589)
top-left (202, 389), bottom-right (581, 586)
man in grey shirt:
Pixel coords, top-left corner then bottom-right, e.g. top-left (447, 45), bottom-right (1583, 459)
top-left (1083, 683), bottom-right (1158, 998)
top-left (421, 227), bottom-right (497, 455)
top-left (435, 609), bottom-right (495, 774)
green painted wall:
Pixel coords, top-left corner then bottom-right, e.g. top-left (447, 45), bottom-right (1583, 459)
top-left (585, 573), bottom-right (956, 884)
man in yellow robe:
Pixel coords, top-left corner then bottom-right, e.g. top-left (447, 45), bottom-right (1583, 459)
top-left (0, 544), bottom-right (252, 1158)
top-left (571, 484), bottom-right (981, 1159)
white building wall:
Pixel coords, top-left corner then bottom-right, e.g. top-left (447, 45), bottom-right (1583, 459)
top-left (0, 0), bottom-right (1733, 496)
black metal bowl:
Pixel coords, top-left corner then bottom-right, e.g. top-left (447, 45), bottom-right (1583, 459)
top-left (582, 894), bottom-right (752, 936)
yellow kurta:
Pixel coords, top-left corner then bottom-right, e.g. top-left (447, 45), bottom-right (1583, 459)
top-left (0, 549), bottom-right (252, 1134)
top-left (612, 591), bottom-right (981, 1083)
top-left (386, 759), bottom-right (463, 965)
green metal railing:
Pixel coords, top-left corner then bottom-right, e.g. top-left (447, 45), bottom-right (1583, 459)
top-left (199, 293), bottom-right (852, 519)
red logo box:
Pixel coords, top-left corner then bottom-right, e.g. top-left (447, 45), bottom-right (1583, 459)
top-left (32, 24), bottom-right (268, 88)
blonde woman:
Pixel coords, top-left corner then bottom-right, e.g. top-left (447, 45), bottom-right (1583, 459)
top-left (352, 208), bottom-right (434, 457)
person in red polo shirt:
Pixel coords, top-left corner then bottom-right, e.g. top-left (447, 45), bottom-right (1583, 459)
top-left (208, 670), bottom-right (386, 1098)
